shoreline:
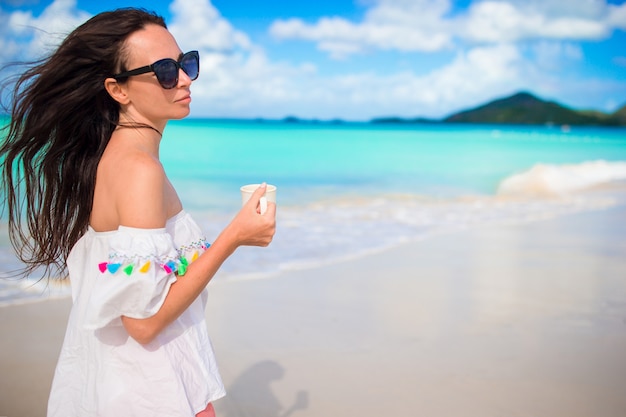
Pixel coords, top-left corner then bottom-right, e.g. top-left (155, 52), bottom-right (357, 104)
top-left (1, 206), bottom-right (625, 417)
top-left (2, 181), bottom-right (626, 304)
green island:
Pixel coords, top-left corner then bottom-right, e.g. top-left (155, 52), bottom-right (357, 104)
top-left (371, 91), bottom-right (626, 126)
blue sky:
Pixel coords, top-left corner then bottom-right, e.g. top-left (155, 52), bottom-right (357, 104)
top-left (1, 0), bottom-right (625, 120)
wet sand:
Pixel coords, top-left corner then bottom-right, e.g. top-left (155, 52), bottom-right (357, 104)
top-left (1, 206), bottom-right (625, 417)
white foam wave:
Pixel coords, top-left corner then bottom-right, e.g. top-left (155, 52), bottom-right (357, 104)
top-left (0, 276), bottom-right (71, 307)
top-left (211, 189), bottom-right (619, 282)
top-left (497, 160), bottom-right (626, 197)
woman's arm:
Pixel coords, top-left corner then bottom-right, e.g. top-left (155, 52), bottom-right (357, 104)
top-left (122, 191), bottom-right (275, 344)
top-left (112, 153), bottom-right (275, 344)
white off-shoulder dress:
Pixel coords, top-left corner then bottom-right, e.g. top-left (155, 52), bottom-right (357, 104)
top-left (48, 211), bottom-right (225, 417)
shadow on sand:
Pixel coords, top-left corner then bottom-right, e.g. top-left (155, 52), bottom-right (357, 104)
top-left (216, 360), bottom-right (309, 417)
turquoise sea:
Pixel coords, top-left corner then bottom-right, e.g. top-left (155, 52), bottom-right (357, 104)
top-left (1, 120), bottom-right (626, 305)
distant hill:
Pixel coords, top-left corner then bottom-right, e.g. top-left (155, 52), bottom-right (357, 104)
top-left (370, 116), bottom-right (439, 124)
top-left (612, 104), bottom-right (626, 124)
top-left (444, 92), bottom-right (622, 125)
top-left (371, 92), bottom-right (626, 126)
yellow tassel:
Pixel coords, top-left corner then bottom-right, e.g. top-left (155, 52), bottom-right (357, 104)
top-left (139, 261), bottom-right (151, 273)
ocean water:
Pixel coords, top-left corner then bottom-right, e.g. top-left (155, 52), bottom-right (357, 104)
top-left (1, 120), bottom-right (626, 305)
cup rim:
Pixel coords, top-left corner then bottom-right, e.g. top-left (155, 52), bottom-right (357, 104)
top-left (240, 183), bottom-right (277, 193)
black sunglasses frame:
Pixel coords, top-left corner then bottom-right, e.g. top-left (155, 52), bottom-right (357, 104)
top-left (113, 50), bottom-right (200, 89)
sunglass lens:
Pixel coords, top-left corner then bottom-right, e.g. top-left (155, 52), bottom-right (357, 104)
top-left (181, 53), bottom-right (199, 81)
top-left (153, 60), bottom-right (179, 89)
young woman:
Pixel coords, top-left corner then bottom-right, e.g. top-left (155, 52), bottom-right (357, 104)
top-left (0, 8), bottom-right (275, 417)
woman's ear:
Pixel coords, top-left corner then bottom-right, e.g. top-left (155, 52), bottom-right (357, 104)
top-left (104, 78), bottom-right (130, 105)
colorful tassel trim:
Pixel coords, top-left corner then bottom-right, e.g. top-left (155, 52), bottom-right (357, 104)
top-left (98, 239), bottom-right (210, 277)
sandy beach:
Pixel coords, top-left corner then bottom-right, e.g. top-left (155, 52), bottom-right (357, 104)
top-left (1, 205), bottom-right (625, 417)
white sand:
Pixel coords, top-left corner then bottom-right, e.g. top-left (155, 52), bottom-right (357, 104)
top-left (0, 298), bottom-right (70, 417)
top-left (1, 206), bottom-right (625, 417)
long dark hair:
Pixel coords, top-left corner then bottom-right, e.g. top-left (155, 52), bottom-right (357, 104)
top-left (0, 8), bottom-right (167, 278)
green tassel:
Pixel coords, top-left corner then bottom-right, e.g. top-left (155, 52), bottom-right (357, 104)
top-left (123, 264), bottom-right (134, 276)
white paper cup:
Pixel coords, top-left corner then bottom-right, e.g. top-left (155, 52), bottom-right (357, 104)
top-left (240, 184), bottom-right (276, 215)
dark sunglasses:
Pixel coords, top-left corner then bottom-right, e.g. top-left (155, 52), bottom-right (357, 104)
top-left (113, 50), bottom-right (199, 89)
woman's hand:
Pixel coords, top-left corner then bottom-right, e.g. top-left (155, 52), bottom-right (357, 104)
top-left (122, 184), bottom-right (276, 344)
top-left (226, 183), bottom-right (276, 248)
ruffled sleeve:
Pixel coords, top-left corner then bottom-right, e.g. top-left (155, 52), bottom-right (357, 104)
top-left (84, 226), bottom-right (210, 330)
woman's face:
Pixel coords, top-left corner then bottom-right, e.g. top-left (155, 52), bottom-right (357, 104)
top-left (119, 24), bottom-right (194, 125)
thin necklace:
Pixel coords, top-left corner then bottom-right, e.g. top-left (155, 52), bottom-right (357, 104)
top-left (117, 123), bottom-right (163, 137)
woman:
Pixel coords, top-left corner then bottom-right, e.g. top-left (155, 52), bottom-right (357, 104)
top-left (0, 8), bottom-right (275, 417)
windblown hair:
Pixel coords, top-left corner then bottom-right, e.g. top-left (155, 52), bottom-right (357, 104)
top-left (0, 8), bottom-right (166, 278)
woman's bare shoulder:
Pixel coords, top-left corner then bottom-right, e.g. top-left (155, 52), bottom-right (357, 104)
top-left (95, 141), bottom-right (169, 229)
top-left (99, 141), bottom-right (165, 187)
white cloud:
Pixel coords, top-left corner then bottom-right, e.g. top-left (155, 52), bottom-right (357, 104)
top-left (3, 0), bottom-right (90, 59)
top-left (608, 2), bottom-right (626, 30)
top-left (531, 41), bottom-right (583, 71)
top-left (495, 0), bottom-right (606, 20)
top-left (167, 0), bottom-right (319, 117)
top-left (270, 0), bottom-right (454, 59)
top-left (271, 0), bottom-right (624, 58)
top-left (168, 0), bottom-right (250, 52)
top-left (325, 45), bottom-right (526, 118)
top-left (462, 0), bottom-right (610, 43)
top-left (185, 35), bottom-right (534, 120)
top-left (0, 12), bottom-right (20, 61)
